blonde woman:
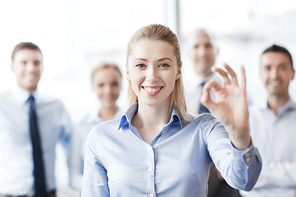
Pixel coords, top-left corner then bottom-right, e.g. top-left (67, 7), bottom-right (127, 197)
top-left (69, 62), bottom-right (123, 191)
top-left (82, 24), bottom-right (262, 197)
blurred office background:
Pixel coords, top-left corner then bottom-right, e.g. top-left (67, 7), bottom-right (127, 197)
top-left (0, 0), bottom-right (296, 196)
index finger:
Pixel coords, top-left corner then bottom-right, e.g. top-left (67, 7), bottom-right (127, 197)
top-left (212, 67), bottom-right (230, 85)
top-left (223, 63), bottom-right (238, 86)
top-left (241, 65), bottom-right (246, 93)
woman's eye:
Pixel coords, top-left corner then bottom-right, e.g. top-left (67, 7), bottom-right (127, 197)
top-left (136, 64), bottom-right (146, 68)
top-left (160, 63), bottom-right (169, 68)
top-left (111, 82), bottom-right (119, 87)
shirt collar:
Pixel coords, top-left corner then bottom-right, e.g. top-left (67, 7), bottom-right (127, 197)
top-left (118, 102), bottom-right (183, 131)
top-left (278, 98), bottom-right (296, 113)
top-left (84, 109), bottom-right (103, 124)
top-left (118, 103), bottom-right (138, 130)
top-left (259, 98), bottom-right (296, 113)
top-left (170, 107), bottom-right (183, 129)
top-left (12, 85), bottom-right (38, 106)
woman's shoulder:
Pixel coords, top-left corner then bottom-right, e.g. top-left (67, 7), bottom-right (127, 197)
top-left (185, 113), bottom-right (222, 134)
top-left (189, 113), bottom-right (217, 125)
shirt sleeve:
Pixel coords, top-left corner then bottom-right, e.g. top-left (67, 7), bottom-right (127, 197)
top-left (254, 162), bottom-right (296, 188)
top-left (69, 125), bottom-right (84, 191)
top-left (57, 103), bottom-right (73, 184)
top-left (81, 129), bottom-right (110, 197)
top-left (58, 104), bottom-right (73, 152)
top-left (202, 115), bottom-right (262, 191)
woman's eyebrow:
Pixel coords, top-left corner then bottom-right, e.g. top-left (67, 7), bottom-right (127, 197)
top-left (133, 58), bottom-right (148, 62)
top-left (157, 58), bottom-right (172, 62)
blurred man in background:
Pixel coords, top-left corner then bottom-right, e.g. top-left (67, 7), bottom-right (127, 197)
top-left (246, 44), bottom-right (296, 196)
top-left (185, 29), bottom-right (241, 197)
top-left (185, 29), bottom-right (221, 115)
top-left (0, 42), bottom-right (72, 197)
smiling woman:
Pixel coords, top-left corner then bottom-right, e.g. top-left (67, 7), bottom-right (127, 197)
top-left (127, 40), bottom-right (180, 111)
top-left (125, 24), bottom-right (189, 123)
top-left (81, 24), bottom-right (262, 197)
top-left (126, 40), bottom-right (181, 144)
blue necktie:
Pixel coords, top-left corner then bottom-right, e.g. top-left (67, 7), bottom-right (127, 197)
top-left (199, 82), bottom-right (210, 114)
top-left (28, 96), bottom-right (47, 197)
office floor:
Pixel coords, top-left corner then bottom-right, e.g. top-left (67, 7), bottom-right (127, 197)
top-left (57, 186), bottom-right (80, 197)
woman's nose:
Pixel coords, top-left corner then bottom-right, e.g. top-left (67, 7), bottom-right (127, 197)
top-left (146, 67), bottom-right (159, 83)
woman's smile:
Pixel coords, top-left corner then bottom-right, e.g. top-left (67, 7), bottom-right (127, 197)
top-left (142, 86), bottom-right (163, 96)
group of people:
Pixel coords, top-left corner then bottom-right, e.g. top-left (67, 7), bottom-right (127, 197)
top-left (0, 23), bottom-right (295, 197)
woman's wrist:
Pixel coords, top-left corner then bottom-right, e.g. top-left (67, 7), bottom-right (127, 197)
top-left (227, 126), bottom-right (251, 150)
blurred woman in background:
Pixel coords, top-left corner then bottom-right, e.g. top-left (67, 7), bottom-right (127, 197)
top-left (69, 62), bottom-right (123, 191)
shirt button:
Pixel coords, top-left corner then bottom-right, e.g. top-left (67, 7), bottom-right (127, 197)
top-left (148, 167), bottom-right (153, 172)
top-left (150, 194), bottom-right (154, 197)
top-left (244, 152), bottom-right (251, 162)
top-left (161, 130), bottom-right (165, 134)
top-left (148, 147), bottom-right (153, 152)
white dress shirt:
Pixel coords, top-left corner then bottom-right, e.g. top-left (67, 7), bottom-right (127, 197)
top-left (185, 72), bottom-right (223, 116)
top-left (0, 86), bottom-right (72, 196)
top-left (245, 98), bottom-right (296, 197)
top-left (69, 107), bottom-right (123, 191)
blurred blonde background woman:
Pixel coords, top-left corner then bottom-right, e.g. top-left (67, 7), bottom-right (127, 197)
top-left (69, 62), bottom-right (123, 191)
top-left (82, 24), bottom-right (262, 197)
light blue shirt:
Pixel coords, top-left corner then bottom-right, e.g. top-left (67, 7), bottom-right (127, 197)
top-left (82, 103), bottom-right (262, 197)
top-left (0, 86), bottom-right (72, 195)
top-left (245, 98), bottom-right (296, 197)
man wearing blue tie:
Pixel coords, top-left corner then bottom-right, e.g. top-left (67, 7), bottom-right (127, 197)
top-left (0, 42), bottom-right (72, 197)
top-left (185, 29), bottom-right (222, 116)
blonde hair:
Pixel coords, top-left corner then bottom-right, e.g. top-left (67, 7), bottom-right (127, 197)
top-left (126, 24), bottom-right (193, 122)
top-left (91, 62), bottom-right (122, 83)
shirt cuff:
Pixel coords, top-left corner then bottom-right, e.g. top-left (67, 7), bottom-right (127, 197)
top-left (230, 140), bottom-right (257, 166)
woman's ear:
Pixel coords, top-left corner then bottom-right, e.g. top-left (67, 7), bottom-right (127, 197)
top-left (126, 64), bottom-right (131, 80)
top-left (176, 68), bottom-right (181, 80)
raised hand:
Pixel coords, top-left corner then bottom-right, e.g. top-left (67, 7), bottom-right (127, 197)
top-left (201, 63), bottom-right (251, 150)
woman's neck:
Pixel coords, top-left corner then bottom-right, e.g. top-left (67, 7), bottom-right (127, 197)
top-left (99, 105), bottom-right (118, 121)
top-left (132, 101), bottom-right (171, 144)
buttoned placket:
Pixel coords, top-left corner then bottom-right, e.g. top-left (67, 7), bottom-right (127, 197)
top-left (146, 143), bottom-right (155, 197)
top-left (145, 117), bottom-right (175, 196)
top-left (270, 110), bottom-right (278, 159)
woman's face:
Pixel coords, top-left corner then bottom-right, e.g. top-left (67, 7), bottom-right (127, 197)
top-left (126, 40), bottom-right (181, 108)
top-left (92, 68), bottom-right (122, 107)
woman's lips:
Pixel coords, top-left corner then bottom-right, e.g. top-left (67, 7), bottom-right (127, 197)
top-left (142, 86), bottom-right (163, 96)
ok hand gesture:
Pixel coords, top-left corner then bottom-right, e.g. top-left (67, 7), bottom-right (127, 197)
top-left (201, 63), bottom-right (251, 150)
